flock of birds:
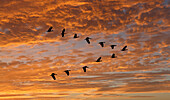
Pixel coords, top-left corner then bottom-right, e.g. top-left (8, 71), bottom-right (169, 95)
top-left (47, 27), bottom-right (128, 80)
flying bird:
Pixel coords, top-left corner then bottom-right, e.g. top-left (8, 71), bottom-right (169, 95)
top-left (111, 53), bottom-right (116, 58)
top-left (50, 73), bottom-right (57, 80)
top-left (47, 27), bottom-right (53, 32)
top-left (85, 37), bottom-right (91, 44)
top-left (96, 57), bottom-right (102, 62)
top-left (99, 42), bottom-right (105, 47)
top-left (73, 34), bottom-right (79, 38)
top-left (64, 70), bottom-right (71, 76)
top-left (82, 66), bottom-right (89, 72)
top-left (61, 28), bottom-right (65, 37)
top-left (110, 45), bottom-right (117, 49)
top-left (121, 46), bottom-right (128, 51)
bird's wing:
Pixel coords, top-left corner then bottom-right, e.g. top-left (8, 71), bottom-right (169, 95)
top-left (122, 46), bottom-right (127, 50)
top-left (100, 43), bottom-right (104, 47)
top-left (61, 29), bottom-right (65, 37)
top-left (83, 67), bottom-right (86, 72)
top-left (62, 29), bottom-right (65, 33)
top-left (96, 57), bottom-right (101, 62)
top-left (111, 45), bottom-right (113, 49)
top-left (51, 75), bottom-right (56, 80)
top-left (47, 27), bottom-right (53, 32)
top-left (62, 33), bottom-right (64, 37)
top-left (111, 45), bottom-right (117, 49)
top-left (65, 71), bottom-right (69, 76)
top-left (112, 54), bottom-right (115, 58)
top-left (74, 34), bottom-right (77, 38)
top-left (86, 39), bottom-right (90, 44)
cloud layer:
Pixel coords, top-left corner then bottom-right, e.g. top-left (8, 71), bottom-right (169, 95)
top-left (0, 0), bottom-right (169, 100)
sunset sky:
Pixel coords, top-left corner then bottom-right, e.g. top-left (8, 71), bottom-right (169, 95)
top-left (0, 0), bottom-right (170, 100)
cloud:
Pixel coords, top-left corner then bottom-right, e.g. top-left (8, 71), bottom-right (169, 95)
top-left (0, 0), bottom-right (169, 99)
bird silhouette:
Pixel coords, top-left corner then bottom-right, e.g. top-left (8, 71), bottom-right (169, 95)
top-left (110, 45), bottom-right (117, 49)
top-left (96, 57), bottom-right (102, 62)
top-left (111, 53), bottom-right (116, 58)
top-left (61, 28), bottom-right (65, 37)
top-left (82, 66), bottom-right (89, 72)
top-left (64, 70), bottom-right (71, 76)
top-left (85, 37), bottom-right (91, 44)
top-left (50, 73), bottom-right (57, 80)
top-left (121, 46), bottom-right (128, 51)
top-left (99, 42), bottom-right (105, 47)
top-left (47, 27), bottom-right (53, 32)
top-left (73, 34), bottom-right (79, 38)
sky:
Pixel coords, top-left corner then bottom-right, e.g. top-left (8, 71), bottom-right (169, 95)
top-left (0, 0), bottom-right (170, 100)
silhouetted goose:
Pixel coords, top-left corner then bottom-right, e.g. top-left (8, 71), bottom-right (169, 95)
top-left (64, 70), bottom-right (71, 76)
top-left (50, 73), bottom-right (57, 80)
top-left (110, 45), bottom-right (117, 49)
top-left (61, 28), bottom-right (65, 37)
top-left (82, 66), bottom-right (89, 72)
top-left (99, 42), bottom-right (105, 47)
top-left (96, 57), bottom-right (102, 62)
top-left (85, 37), bottom-right (91, 44)
top-left (111, 53), bottom-right (116, 58)
top-left (121, 46), bottom-right (128, 51)
top-left (73, 34), bottom-right (79, 38)
top-left (47, 27), bottom-right (53, 32)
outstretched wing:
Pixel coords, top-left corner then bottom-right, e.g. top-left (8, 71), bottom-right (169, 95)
top-left (99, 42), bottom-right (104, 47)
top-left (83, 67), bottom-right (86, 72)
top-left (51, 75), bottom-right (56, 80)
top-left (62, 33), bottom-right (64, 37)
top-left (62, 29), bottom-right (65, 33)
top-left (74, 34), bottom-right (77, 38)
top-left (111, 53), bottom-right (115, 58)
top-left (122, 46), bottom-right (127, 51)
top-left (61, 29), bottom-right (65, 37)
top-left (111, 45), bottom-right (114, 49)
top-left (86, 39), bottom-right (90, 44)
top-left (96, 57), bottom-right (101, 62)
top-left (65, 71), bottom-right (69, 76)
top-left (111, 45), bottom-right (116, 49)
top-left (47, 27), bottom-right (53, 32)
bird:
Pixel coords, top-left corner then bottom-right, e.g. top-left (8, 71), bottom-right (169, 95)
top-left (96, 57), bottom-right (102, 62)
top-left (121, 46), bottom-right (128, 51)
top-left (73, 34), bottom-right (79, 38)
top-left (61, 28), bottom-right (65, 37)
top-left (111, 53), bottom-right (116, 58)
top-left (47, 27), bottom-right (53, 32)
top-left (82, 66), bottom-right (89, 72)
top-left (110, 45), bottom-right (117, 49)
top-left (64, 70), bottom-right (71, 76)
top-left (99, 42), bottom-right (105, 47)
top-left (85, 37), bottom-right (91, 44)
top-left (50, 73), bottom-right (57, 80)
